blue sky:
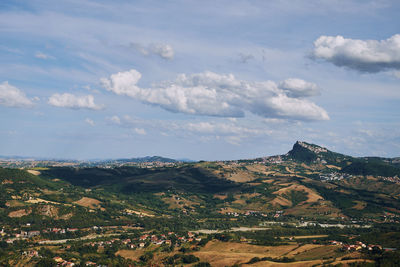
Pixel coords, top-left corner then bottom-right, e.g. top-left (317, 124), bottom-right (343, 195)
top-left (0, 0), bottom-right (399, 160)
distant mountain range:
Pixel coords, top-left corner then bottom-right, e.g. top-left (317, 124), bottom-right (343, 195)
top-left (0, 155), bottom-right (189, 163)
top-left (101, 156), bottom-right (180, 163)
top-left (1, 141), bottom-right (399, 170)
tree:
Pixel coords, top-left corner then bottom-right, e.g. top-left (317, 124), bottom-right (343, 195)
top-left (36, 258), bottom-right (56, 267)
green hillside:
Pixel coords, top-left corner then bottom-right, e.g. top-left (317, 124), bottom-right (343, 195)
top-left (40, 165), bottom-right (242, 193)
top-left (1, 143), bottom-right (400, 266)
top-left (342, 161), bottom-right (400, 177)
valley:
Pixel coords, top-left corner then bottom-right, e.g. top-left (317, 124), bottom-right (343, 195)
top-left (0, 142), bottom-right (400, 266)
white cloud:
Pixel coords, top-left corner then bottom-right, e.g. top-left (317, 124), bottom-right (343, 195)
top-left (101, 69), bottom-right (142, 97)
top-left (262, 118), bottom-right (288, 124)
top-left (108, 115), bottom-right (274, 145)
top-left (48, 93), bottom-right (102, 110)
top-left (35, 51), bottom-right (55, 60)
top-left (184, 121), bottom-right (266, 136)
top-left (278, 78), bottom-right (320, 97)
top-left (133, 128), bottom-right (146, 135)
top-left (85, 118), bottom-right (95, 126)
top-left (102, 70), bottom-right (329, 121)
top-left (312, 34), bottom-right (400, 72)
top-left (130, 42), bottom-right (174, 60)
top-left (0, 81), bottom-right (34, 108)
top-left (149, 43), bottom-right (174, 60)
top-left (107, 115), bottom-right (121, 125)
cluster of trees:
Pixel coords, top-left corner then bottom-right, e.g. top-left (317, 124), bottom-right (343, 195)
top-left (342, 161), bottom-right (400, 177)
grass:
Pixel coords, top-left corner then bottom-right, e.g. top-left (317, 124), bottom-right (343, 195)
top-left (293, 246), bottom-right (340, 261)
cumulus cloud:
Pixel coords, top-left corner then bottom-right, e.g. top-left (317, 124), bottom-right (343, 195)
top-left (102, 70), bottom-right (329, 121)
top-left (312, 34), bottom-right (400, 72)
top-left (48, 93), bottom-right (102, 110)
top-left (130, 42), bottom-right (174, 60)
top-left (278, 78), bottom-right (320, 97)
top-left (0, 81), bottom-right (34, 108)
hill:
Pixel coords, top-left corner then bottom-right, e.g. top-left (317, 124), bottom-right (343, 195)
top-left (287, 141), bottom-right (351, 165)
top-left (40, 165), bottom-right (241, 193)
top-left (287, 141), bottom-right (400, 176)
top-left (1, 142), bottom-right (400, 266)
top-left (342, 161), bottom-right (400, 177)
top-left (101, 156), bottom-right (179, 164)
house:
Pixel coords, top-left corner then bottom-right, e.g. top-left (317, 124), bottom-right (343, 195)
top-left (356, 241), bottom-right (366, 248)
top-left (122, 239), bottom-right (131, 244)
top-left (140, 234), bottom-right (149, 241)
top-left (368, 245), bottom-right (382, 251)
top-left (22, 250), bottom-right (39, 257)
top-left (28, 231), bottom-right (40, 237)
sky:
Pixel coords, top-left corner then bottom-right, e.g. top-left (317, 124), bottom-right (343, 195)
top-left (0, 0), bottom-right (399, 160)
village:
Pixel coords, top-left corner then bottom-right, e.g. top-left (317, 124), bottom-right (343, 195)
top-left (5, 226), bottom-right (395, 267)
top-left (1, 223), bottom-right (206, 266)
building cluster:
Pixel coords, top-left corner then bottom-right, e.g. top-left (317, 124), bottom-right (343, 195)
top-left (381, 175), bottom-right (400, 184)
top-left (262, 156), bottom-right (284, 164)
top-left (77, 231), bottom-right (202, 252)
top-left (20, 251), bottom-right (77, 266)
top-left (319, 172), bottom-right (351, 181)
top-left (297, 142), bottom-right (327, 154)
top-left (15, 231), bottom-right (203, 266)
top-left (53, 256), bottom-right (76, 267)
top-left (96, 161), bottom-right (180, 169)
top-left (42, 227), bottom-right (79, 234)
top-left (2, 227), bottom-right (83, 244)
top-left (335, 240), bottom-right (383, 252)
top-left (223, 209), bottom-right (278, 218)
top-left (136, 231), bottom-right (201, 248)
